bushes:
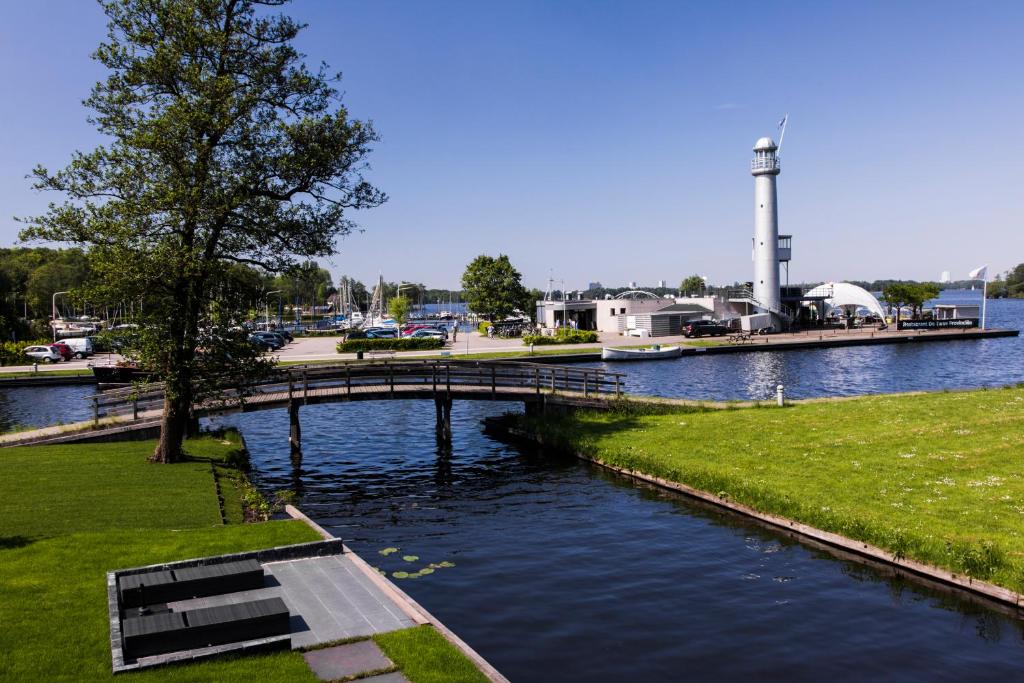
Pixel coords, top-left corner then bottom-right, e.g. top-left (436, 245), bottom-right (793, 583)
top-left (0, 339), bottom-right (54, 366)
top-left (522, 329), bottom-right (598, 346)
top-left (336, 338), bottom-right (444, 353)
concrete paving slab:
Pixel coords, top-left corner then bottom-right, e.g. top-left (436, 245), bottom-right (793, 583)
top-left (360, 673), bottom-right (411, 683)
top-left (302, 640), bottom-right (393, 681)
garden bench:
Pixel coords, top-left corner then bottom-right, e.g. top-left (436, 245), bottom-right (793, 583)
top-left (367, 350), bottom-right (396, 359)
top-left (122, 597), bottom-right (291, 658)
top-left (118, 559), bottom-right (265, 608)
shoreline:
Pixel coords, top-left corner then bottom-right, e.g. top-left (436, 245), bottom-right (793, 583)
top-left (491, 387), bottom-right (1024, 613)
top-left (0, 326), bottom-right (1017, 387)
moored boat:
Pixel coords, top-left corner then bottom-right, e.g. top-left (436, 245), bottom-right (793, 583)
top-left (601, 345), bottom-right (682, 361)
top-left (92, 363), bottom-right (154, 386)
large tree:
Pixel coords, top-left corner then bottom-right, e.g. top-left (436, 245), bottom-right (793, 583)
top-left (461, 254), bottom-right (528, 322)
top-left (20, 0), bottom-right (385, 462)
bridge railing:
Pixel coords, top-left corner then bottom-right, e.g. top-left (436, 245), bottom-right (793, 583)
top-left (87, 360), bottom-right (625, 422)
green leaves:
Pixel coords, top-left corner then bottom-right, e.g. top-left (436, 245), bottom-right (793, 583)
top-left (21, 0), bottom-right (386, 461)
top-left (461, 254), bottom-right (528, 322)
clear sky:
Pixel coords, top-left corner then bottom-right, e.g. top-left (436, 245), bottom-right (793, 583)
top-left (2, 0), bottom-right (1022, 291)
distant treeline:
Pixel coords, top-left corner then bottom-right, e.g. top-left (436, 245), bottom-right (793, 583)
top-left (0, 245), bottom-right (476, 341)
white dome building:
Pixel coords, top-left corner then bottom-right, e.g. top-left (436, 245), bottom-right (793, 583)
top-left (804, 282), bottom-right (886, 319)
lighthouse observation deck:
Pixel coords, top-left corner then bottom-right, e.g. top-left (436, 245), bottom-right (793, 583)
top-left (751, 154), bottom-right (780, 174)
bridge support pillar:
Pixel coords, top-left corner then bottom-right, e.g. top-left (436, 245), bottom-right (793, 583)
top-left (435, 396), bottom-right (452, 443)
top-left (288, 399), bottom-right (301, 455)
top-left (524, 398), bottom-right (545, 417)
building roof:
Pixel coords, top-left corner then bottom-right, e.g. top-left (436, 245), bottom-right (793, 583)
top-left (753, 137), bottom-right (777, 151)
top-left (650, 303), bottom-right (713, 315)
top-left (804, 282), bottom-right (886, 319)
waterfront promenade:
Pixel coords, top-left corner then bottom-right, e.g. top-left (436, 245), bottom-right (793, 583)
top-left (0, 325), bottom-right (1016, 378)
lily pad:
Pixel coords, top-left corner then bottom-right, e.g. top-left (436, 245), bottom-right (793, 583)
top-left (434, 561), bottom-right (456, 568)
top-left (379, 547), bottom-right (399, 556)
top-left (418, 567), bottom-right (435, 575)
top-left (391, 571), bottom-right (409, 579)
top-left (402, 555), bottom-right (419, 563)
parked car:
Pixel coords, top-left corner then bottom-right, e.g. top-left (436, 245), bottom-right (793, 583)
top-left (50, 342), bottom-right (75, 361)
top-left (683, 320), bottom-right (730, 338)
top-left (410, 328), bottom-right (447, 340)
top-left (248, 334), bottom-right (277, 351)
top-left (400, 324), bottom-right (430, 336)
top-left (24, 345), bottom-right (62, 363)
top-left (261, 331), bottom-right (288, 346)
top-left (63, 337), bottom-right (95, 359)
top-left (366, 328), bottom-right (398, 339)
top-left (250, 331), bottom-right (284, 349)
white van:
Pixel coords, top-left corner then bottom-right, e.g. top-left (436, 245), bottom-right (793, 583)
top-left (63, 337), bottom-right (95, 359)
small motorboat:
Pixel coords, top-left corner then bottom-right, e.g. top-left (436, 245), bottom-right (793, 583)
top-left (92, 362), bottom-right (154, 386)
top-left (601, 344), bottom-right (682, 361)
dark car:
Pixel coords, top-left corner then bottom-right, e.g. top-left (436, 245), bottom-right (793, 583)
top-left (251, 331), bottom-right (284, 349)
top-left (366, 328), bottom-right (398, 339)
top-left (248, 334), bottom-right (277, 351)
top-left (269, 328), bottom-right (293, 342)
top-left (683, 320), bottom-right (730, 338)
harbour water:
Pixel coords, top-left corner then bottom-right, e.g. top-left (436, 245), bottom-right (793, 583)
top-left (2, 294), bottom-right (1023, 679)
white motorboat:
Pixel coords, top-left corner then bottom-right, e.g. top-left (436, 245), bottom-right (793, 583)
top-left (601, 344), bottom-right (682, 361)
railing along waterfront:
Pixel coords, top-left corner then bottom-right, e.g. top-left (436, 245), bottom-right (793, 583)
top-left (87, 360), bottom-right (625, 423)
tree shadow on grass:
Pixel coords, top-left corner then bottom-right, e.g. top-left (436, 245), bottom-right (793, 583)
top-left (0, 535), bottom-right (35, 550)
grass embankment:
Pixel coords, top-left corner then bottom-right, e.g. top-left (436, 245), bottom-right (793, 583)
top-left (0, 435), bottom-right (482, 682)
top-left (525, 386), bottom-right (1024, 593)
top-left (375, 626), bottom-right (490, 683)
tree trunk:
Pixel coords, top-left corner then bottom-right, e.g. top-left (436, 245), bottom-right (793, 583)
top-left (151, 361), bottom-right (194, 464)
top-left (151, 393), bottom-right (188, 463)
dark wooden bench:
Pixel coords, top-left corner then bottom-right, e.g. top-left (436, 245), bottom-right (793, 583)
top-left (122, 597), bottom-right (291, 659)
top-left (119, 560), bottom-right (265, 608)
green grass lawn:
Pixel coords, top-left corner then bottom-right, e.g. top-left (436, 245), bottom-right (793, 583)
top-left (526, 386), bottom-right (1024, 592)
top-left (0, 435), bottom-right (487, 681)
top-left (375, 626), bottom-right (490, 683)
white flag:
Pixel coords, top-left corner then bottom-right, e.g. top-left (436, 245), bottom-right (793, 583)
top-left (968, 265), bottom-right (988, 280)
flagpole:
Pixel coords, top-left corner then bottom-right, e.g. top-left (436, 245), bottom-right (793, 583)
top-left (981, 278), bottom-right (987, 330)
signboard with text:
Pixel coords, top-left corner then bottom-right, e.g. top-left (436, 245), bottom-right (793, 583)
top-left (897, 318), bottom-right (978, 330)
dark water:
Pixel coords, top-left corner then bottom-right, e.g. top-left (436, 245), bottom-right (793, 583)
top-left (4, 293), bottom-right (1024, 679)
top-left (0, 384), bottom-right (95, 433)
top-left (221, 398), bottom-right (1024, 681)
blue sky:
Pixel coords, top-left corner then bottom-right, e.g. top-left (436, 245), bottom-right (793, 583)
top-left (2, 1), bottom-right (1022, 290)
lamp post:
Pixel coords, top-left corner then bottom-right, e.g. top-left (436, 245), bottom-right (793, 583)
top-left (52, 291), bottom-right (69, 342)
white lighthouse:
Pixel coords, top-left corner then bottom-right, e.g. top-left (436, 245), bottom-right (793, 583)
top-left (751, 136), bottom-right (781, 316)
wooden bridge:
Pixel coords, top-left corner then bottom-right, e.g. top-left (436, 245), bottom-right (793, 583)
top-left (88, 360), bottom-right (625, 451)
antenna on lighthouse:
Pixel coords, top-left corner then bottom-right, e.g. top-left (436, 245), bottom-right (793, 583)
top-left (776, 114), bottom-right (789, 156)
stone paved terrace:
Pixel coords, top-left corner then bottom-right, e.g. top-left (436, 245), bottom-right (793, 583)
top-left (166, 554), bottom-right (418, 648)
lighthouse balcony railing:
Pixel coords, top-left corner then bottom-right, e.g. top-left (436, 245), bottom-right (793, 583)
top-left (750, 157), bottom-right (780, 172)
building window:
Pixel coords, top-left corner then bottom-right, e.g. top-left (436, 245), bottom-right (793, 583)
top-left (610, 308), bottom-right (615, 315)
top-left (620, 308), bottom-right (626, 314)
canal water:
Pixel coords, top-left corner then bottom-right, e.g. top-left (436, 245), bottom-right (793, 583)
top-left (216, 296), bottom-right (1024, 680)
top-left (2, 294), bottom-right (1023, 679)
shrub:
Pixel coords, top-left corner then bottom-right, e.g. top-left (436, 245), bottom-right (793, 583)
top-left (0, 339), bottom-right (56, 366)
top-left (336, 338), bottom-right (444, 353)
top-left (522, 329), bottom-right (598, 346)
